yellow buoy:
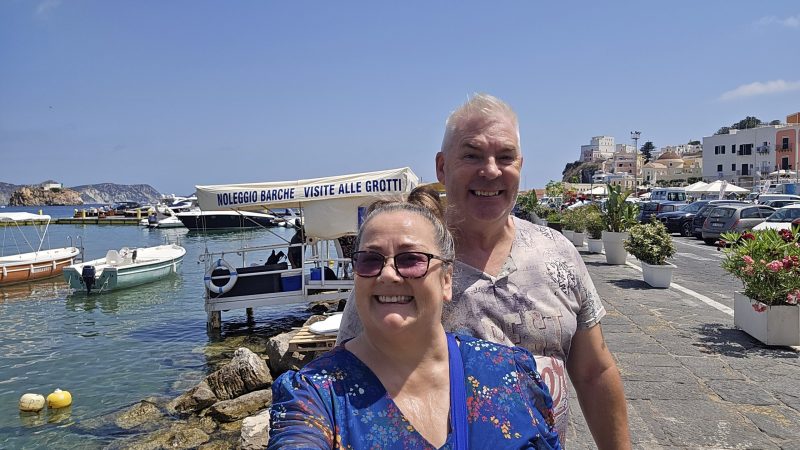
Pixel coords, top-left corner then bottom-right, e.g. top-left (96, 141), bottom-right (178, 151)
top-left (19, 393), bottom-right (46, 412)
top-left (46, 389), bottom-right (72, 409)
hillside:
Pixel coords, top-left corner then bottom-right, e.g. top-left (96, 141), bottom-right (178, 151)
top-left (562, 161), bottom-right (602, 183)
top-left (0, 182), bottom-right (162, 205)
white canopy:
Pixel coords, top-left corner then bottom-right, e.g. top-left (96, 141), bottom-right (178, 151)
top-left (698, 180), bottom-right (749, 194)
top-left (586, 185), bottom-right (608, 195)
top-left (769, 169), bottom-right (797, 177)
top-left (0, 212), bottom-right (52, 222)
top-left (684, 181), bottom-right (709, 192)
top-left (195, 167), bottom-right (420, 239)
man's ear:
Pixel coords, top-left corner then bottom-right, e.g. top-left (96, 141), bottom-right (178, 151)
top-left (435, 151), bottom-right (446, 184)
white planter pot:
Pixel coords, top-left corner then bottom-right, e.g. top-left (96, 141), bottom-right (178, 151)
top-left (587, 238), bottom-right (603, 254)
top-left (733, 292), bottom-right (800, 346)
top-left (562, 229), bottom-right (574, 240)
top-left (640, 261), bottom-right (676, 288)
top-left (571, 232), bottom-right (585, 247)
top-left (601, 231), bottom-right (629, 265)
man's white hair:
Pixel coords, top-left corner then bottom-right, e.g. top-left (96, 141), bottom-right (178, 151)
top-left (441, 93), bottom-right (520, 152)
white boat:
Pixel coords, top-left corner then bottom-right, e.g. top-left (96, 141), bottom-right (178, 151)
top-left (195, 167), bottom-right (419, 329)
top-left (0, 213), bottom-right (81, 287)
top-left (63, 244), bottom-right (186, 294)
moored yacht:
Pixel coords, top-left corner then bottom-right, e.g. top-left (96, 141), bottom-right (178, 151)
top-left (174, 209), bottom-right (276, 230)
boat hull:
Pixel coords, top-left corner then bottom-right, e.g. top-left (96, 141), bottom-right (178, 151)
top-left (175, 212), bottom-right (274, 230)
top-left (63, 245), bottom-right (186, 293)
top-left (0, 248), bottom-right (81, 287)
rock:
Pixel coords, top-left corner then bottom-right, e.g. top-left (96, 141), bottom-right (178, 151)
top-left (205, 348), bottom-right (272, 401)
top-left (220, 419), bottom-right (244, 432)
top-left (265, 330), bottom-right (311, 375)
top-left (105, 422), bottom-right (210, 450)
top-left (198, 441), bottom-right (234, 450)
top-left (304, 314), bottom-right (327, 326)
top-left (208, 389), bottom-right (272, 423)
top-left (198, 415), bottom-right (218, 434)
top-left (9, 186), bottom-right (83, 206)
top-left (167, 381), bottom-right (218, 416)
top-left (240, 409), bottom-right (271, 450)
top-left (115, 400), bottom-right (164, 430)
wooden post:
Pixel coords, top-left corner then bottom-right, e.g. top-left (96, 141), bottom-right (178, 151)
top-left (208, 311), bottom-right (221, 330)
top-left (246, 308), bottom-right (254, 324)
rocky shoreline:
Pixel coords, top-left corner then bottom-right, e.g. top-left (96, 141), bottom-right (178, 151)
top-left (9, 186), bottom-right (83, 206)
top-left (78, 315), bottom-right (326, 450)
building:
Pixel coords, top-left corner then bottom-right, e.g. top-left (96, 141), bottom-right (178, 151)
top-left (580, 136), bottom-right (615, 162)
top-left (41, 182), bottom-right (63, 191)
top-left (641, 151), bottom-right (702, 186)
top-left (702, 114), bottom-right (800, 188)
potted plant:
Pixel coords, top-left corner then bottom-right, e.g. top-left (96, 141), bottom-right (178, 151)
top-left (601, 184), bottom-right (639, 265)
top-left (585, 206), bottom-right (605, 254)
top-left (569, 206), bottom-right (588, 247)
top-left (720, 228), bottom-right (800, 346)
top-left (546, 211), bottom-right (562, 232)
top-left (624, 218), bottom-right (677, 288)
top-left (561, 209), bottom-right (575, 241)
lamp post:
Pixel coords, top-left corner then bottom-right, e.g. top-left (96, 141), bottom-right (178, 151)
top-left (631, 131), bottom-right (641, 193)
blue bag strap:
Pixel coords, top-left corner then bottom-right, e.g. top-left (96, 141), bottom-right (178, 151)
top-left (447, 333), bottom-right (469, 450)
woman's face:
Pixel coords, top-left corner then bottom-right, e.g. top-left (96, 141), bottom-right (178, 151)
top-left (354, 210), bottom-right (452, 338)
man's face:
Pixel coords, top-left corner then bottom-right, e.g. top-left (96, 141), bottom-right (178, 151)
top-left (436, 114), bottom-right (522, 225)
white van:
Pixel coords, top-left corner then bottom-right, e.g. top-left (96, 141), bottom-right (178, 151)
top-left (649, 188), bottom-right (687, 202)
top-left (756, 194), bottom-right (800, 205)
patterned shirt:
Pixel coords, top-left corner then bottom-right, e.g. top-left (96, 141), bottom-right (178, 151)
top-left (268, 334), bottom-right (561, 449)
top-left (337, 217), bottom-right (606, 440)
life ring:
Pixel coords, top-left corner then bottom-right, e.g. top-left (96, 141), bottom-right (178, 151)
top-left (204, 259), bottom-right (238, 294)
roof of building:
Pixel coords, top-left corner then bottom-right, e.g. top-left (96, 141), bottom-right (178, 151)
top-left (644, 162), bottom-right (667, 169)
top-left (657, 150), bottom-right (682, 160)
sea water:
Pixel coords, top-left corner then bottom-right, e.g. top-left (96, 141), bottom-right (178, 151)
top-left (0, 206), bottom-right (313, 449)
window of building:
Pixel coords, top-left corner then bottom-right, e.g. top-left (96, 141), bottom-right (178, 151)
top-left (783, 137), bottom-right (790, 150)
top-left (731, 144), bottom-right (736, 153)
top-left (731, 164), bottom-right (736, 171)
top-left (717, 164), bottom-right (723, 172)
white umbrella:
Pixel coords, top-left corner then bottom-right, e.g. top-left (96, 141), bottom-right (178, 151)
top-left (684, 181), bottom-right (709, 192)
top-left (700, 180), bottom-right (748, 194)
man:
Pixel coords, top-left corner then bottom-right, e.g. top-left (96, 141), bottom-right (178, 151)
top-left (338, 94), bottom-right (631, 448)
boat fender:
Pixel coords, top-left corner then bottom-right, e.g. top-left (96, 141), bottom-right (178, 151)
top-left (19, 393), bottom-right (45, 412)
top-left (204, 259), bottom-right (238, 294)
top-left (46, 389), bottom-right (72, 409)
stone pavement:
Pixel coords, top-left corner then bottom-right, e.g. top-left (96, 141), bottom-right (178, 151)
top-left (565, 250), bottom-right (800, 450)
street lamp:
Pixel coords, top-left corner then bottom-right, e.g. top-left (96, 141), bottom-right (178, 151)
top-left (631, 131), bottom-right (641, 193)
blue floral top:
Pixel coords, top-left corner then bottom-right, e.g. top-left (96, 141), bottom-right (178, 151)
top-left (268, 334), bottom-right (561, 449)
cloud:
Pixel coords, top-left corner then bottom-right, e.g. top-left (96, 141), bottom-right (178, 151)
top-left (755, 15), bottom-right (800, 28)
top-left (719, 80), bottom-right (800, 101)
top-left (35, 0), bottom-right (62, 18)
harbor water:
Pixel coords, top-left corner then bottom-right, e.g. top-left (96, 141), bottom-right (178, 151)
top-left (0, 206), bottom-right (313, 449)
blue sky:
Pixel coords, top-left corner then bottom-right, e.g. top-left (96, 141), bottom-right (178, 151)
top-left (2, 1), bottom-right (799, 194)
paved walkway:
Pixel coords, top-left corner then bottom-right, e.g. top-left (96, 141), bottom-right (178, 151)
top-left (566, 250), bottom-right (800, 450)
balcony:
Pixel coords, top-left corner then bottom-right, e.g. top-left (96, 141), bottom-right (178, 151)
top-left (756, 145), bottom-right (770, 154)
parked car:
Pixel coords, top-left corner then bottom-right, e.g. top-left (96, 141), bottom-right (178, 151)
top-left (649, 187), bottom-right (687, 202)
top-left (691, 200), bottom-right (749, 238)
top-left (638, 200), bottom-right (685, 224)
top-left (762, 199), bottom-right (800, 209)
top-left (700, 204), bottom-right (775, 245)
top-left (752, 204), bottom-right (800, 231)
top-left (755, 194), bottom-right (800, 205)
top-left (656, 200), bottom-right (711, 236)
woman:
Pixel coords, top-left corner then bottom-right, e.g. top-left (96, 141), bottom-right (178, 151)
top-left (268, 186), bottom-right (560, 449)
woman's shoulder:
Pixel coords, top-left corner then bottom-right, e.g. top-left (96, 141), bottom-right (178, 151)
top-left (274, 345), bottom-right (356, 388)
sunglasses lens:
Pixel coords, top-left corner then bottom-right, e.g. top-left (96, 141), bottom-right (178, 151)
top-left (353, 252), bottom-right (384, 277)
top-left (395, 252), bottom-right (430, 278)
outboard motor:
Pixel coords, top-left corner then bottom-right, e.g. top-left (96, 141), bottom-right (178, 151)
top-left (81, 265), bottom-right (96, 294)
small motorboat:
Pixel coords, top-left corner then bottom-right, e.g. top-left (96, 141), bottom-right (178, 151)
top-left (63, 244), bottom-right (186, 294)
top-left (0, 213), bottom-right (81, 287)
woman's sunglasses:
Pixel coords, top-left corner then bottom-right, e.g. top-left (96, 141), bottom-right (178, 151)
top-left (351, 251), bottom-right (451, 279)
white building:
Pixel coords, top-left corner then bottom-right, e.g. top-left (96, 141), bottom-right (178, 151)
top-left (580, 136), bottom-right (616, 162)
top-left (42, 182), bottom-right (63, 191)
top-left (702, 126), bottom-right (781, 188)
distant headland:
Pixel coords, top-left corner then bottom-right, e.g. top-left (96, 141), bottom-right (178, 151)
top-left (0, 181), bottom-right (162, 206)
